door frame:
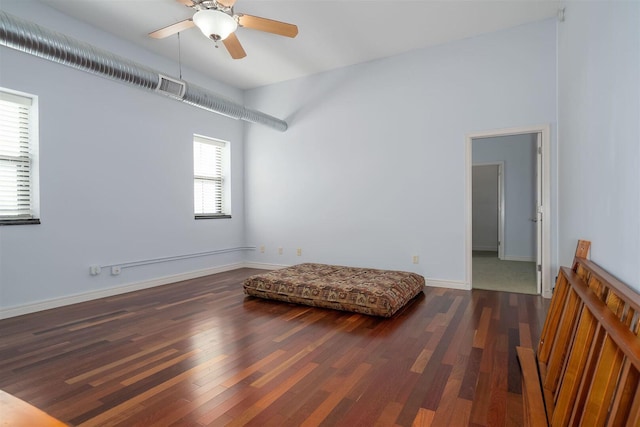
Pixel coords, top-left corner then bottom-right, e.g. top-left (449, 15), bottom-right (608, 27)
top-left (472, 162), bottom-right (505, 260)
top-left (465, 124), bottom-right (551, 297)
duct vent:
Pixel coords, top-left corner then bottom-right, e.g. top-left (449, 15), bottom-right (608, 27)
top-left (0, 10), bottom-right (287, 131)
top-left (157, 75), bottom-right (186, 99)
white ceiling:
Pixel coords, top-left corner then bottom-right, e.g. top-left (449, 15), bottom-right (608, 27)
top-left (38, 0), bottom-right (560, 90)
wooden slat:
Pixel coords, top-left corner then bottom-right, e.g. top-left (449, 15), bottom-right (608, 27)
top-left (625, 381), bottom-right (640, 427)
top-left (607, 358), bottom-right (640, 426)
top-left (515, 347), bottom-right (547, 427)
top-left (562, 267), bottom-right (640, 369)
top-left (544, 286), bottom-right (582, 392)
top-left (573, 240), bottom-right (591, 261)
top-left (550, 306), bottom-right (599, 426)
top-left (578, 337), bottom-right (625, 424)
top-left (577, 258), bottom-right (640, 313)
top-left (538, 273), bottom-right (570, 361)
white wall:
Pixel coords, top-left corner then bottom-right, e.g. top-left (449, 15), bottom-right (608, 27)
top-left (472, 165), bottom-right (499, 252)
top-left (473, 134), bottom-right (537, 260)
top-left (0, 5), bottom-right (567, 314)
top-left (244, 19), bottom-right (557, 286)
top-left (558, 2), bottom-right (640, 291)
top-left (0, 1), bottom-right (247, 312)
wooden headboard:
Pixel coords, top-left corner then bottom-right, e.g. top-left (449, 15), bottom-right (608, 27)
top-left (517, 240), bottom-right (640, 426)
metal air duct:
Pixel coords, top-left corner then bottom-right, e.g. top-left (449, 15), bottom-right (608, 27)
top-left (0, 10), bottom-right (287, 131)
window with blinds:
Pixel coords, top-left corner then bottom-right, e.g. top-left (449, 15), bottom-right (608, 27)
top-left (0, 89), bottom-right (39, 224)
top-left (193, 135), bottom-right (229, 218)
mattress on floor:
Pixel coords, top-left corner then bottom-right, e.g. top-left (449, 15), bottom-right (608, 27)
top-left (243, 263), bottom-right (425, 317)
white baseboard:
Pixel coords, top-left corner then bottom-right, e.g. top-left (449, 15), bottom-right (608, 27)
top-left (426, 278), bottom-right (470, 291)
top-left (0, 263), bottom-right (244, 320)
top-left (242, 262), bottom-right (289, 270)
top-left (1, 262), bottom-right (473, 319)
top-left (472, 246), bottom-right (498, 252)
top-left (503, 256), bottom-right (536, 262)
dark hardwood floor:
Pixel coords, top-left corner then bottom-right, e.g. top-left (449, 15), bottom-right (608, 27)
top-left (0, 268), bottom-right (549, 426)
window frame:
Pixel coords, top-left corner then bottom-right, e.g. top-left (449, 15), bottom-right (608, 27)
top-left (0, 87), bottom-right (40, 226)
top-left (193, 134), bottom-right (231, 219)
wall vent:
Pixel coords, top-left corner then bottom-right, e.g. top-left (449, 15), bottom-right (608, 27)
top-left (156, 75), bottom-right (186, 99)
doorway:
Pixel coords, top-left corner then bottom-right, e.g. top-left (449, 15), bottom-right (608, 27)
top-left (472, 163), bottom-right (504, 258)
top-left (465, 125), bottom-right (551, 297)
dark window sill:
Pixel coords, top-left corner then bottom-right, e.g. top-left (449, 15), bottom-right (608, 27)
top-left (195, 215), bottom-right (232, 220)
top-left (0, 218), bottom-right (41, 226)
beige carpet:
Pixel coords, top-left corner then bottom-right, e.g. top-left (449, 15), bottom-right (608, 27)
top-left (472, 251), bottom-right (538, 294)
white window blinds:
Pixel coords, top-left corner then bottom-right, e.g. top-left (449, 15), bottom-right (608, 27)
top-left (0, 90), bottom-right (35, 220)
top-left (193, 135), bottom-right (226, 216)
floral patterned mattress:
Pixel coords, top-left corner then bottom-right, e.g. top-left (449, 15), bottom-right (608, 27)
top-left (243, 263), bottom-right (425, 317)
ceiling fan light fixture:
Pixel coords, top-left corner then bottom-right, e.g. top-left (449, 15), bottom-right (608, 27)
top-left (193, 9), bottom-right (237, 41)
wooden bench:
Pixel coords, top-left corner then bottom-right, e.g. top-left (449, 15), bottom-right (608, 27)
top-left (517, 240), bottom-right (640, 426)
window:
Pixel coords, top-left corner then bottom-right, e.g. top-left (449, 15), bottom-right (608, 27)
top-left (193, 135), bottom-right (230, 218)
top-left (0, 88), bottom-right (39, 225)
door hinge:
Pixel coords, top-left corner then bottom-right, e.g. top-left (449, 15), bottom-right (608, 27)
top-left (537, 264), bottom-right (542, 272)
top-left (538, 146), bottom-right (542, 155)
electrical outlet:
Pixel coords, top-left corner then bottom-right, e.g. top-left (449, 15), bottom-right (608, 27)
top-left (89, 265), bottom-right (101, 275)
top-left (111, 266), bottom-right (121, 275)
top-left (260, 245), bottom-right (265, 253)
top-left (278, 247), bottom-right (283, 255)
top-left (296, 248), bottom-right (302, 256)
top-left (412, 255), bottom-right (419, 264)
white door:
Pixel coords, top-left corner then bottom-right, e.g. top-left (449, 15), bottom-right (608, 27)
top-left (497, 163), bottom-right (504, 260)
top-left (535, 132), bottom-right (543, 293)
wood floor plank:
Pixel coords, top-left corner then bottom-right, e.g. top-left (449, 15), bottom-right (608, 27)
top-left (0, 390), bottom-right (67, 427)
top-left (78, 354), bottom-right (228, 426)
top-left (0, 268), bottom-right (548, 426)
top-left (225, 362), bottom-right (318, 426)
top-left (459, 347), bottom-right (483, 401)
top-left (410, 348), bottom-right (433, 374)
top-left (301, 362), bottom-right (371, 426)
top-left (473, 307), bottom-right (493, 348)
top-left (441, 298), bottom-right (476, 364)
top-left (375, 401), bottom-right (404, 426)
top-left (487, 346), bottom-right (509, 427)
top-left (448, 398), bottom-right (473, 426)
top-left (506, 391), bottom-right (524, 426)
top-left (411, 408), bottom-right (435, 426)
top-left (430, 353), bottom-right (467, 426)
top-left (469, 372), bottom-right (491, 425)
top-left (120, 349), bottom-right (201, 386)
top-left (221, 349), bottom-right (287, 388)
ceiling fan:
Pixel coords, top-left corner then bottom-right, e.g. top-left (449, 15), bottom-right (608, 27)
top-left (149, 0), bottom-right (298, 59)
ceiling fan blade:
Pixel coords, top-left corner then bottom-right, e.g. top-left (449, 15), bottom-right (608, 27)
top-left (217, 0), bottom-right (237, 7)
top-left (149, 19), bottom-right (195, 39)
top-left (222, 33), bottom-right (247, 59)
top-left (175, 0), bottom-right (195, 6)
top-left (238, 14), bottom-right (298, 38)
